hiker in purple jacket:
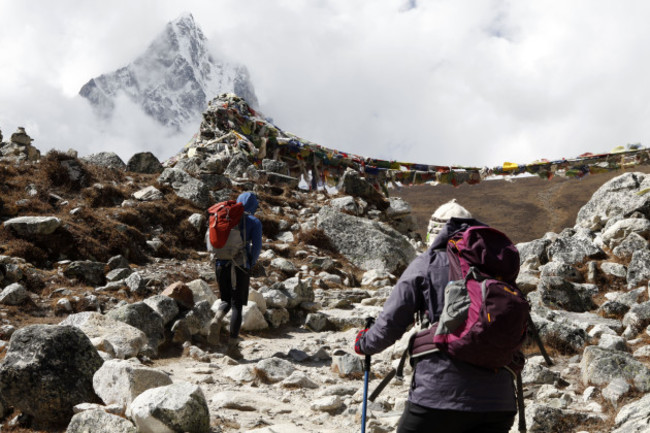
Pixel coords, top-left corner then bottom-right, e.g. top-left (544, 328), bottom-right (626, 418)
top-left (354, 204), bottom-right (516, 433)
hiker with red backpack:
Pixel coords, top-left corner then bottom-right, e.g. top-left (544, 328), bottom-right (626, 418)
top-left (206, 192), bottom-right (262, 359)
top-left (354, 202), bottom-right (525, 433)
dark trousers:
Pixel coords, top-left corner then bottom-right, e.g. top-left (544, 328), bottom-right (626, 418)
top-left (397, 401), bottom-right (515, 433)
top-left (215, 262), bottom-right (250, 339)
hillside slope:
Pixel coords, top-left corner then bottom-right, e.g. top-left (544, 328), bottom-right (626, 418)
top-left (394, 166), bottom-right (650, 244)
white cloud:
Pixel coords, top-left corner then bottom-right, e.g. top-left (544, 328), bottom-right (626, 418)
top-left (2, 0), bottom-right (650, 168)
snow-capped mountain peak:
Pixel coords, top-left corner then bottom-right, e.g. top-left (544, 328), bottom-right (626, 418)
top-left (79, 13), bottom-right (258, 130)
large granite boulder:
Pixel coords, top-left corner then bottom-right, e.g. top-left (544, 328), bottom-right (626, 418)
top-left (0, 325), bottom-right (104, 426)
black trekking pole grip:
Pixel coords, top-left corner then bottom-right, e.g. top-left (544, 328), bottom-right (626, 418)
top-left (363, 317), bottom-right (374, 371)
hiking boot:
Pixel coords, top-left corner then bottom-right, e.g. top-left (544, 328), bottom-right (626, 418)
top-left (207, 310), bottom-right (226, 346)
top-left (226, 337), bottom-right (242, 360)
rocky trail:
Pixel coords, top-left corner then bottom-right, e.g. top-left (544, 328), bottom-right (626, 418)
top-left (3, 96), bottom-right (650, 433)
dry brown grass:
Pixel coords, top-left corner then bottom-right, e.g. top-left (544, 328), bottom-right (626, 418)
top-left (297, 228), bottom-right (337, 253)
top-left (0, 157), bottom-right (212, 268)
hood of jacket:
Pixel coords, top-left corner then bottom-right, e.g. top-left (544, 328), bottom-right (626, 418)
top-left (428, 217), bottom-right (487, 250)
top-left (237, 192), bottom-right (258, 214)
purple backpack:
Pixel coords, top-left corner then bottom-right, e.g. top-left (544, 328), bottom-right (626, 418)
top-left (413, 225), bottom-right (529, 371)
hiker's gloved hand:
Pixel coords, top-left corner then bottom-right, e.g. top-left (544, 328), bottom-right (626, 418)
top-left (354, 328), bottom-right (369, 355)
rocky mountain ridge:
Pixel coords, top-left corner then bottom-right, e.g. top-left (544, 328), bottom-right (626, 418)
top-left (79, 13), bottom-right (258, 130)
top-left (1, 102), bottom-right (650, 432)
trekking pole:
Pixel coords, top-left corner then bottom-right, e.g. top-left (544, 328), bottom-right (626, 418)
top-left (527, 314), bottom-right (553, 366)
top-left (361, 317), bottom-right (374, 433)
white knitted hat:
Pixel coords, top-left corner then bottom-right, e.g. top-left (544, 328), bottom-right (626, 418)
top-left (426, 199), bottom-right (472, 246)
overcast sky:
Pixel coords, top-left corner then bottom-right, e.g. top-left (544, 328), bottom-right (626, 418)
top-left (1, 0), bottom-right (650, 168)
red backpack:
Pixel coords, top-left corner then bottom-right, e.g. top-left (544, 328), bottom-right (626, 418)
top-left (208, 200), bottom-right (245, 248)
top-left (206, 202), bottom-right (247, 267)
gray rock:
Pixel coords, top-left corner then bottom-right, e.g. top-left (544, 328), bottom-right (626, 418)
top-left (536, 317), bottom-right (588, 353)
top-left (64, 261), bottom-right (106, 287)
top-left (262, 158), bottom-right (288, 174)
top-left (262, 288), bottom-right (289, 309)
top-left (626, 249), bottom-right (650, 288)
top-left (600, 262), bottom-right (627, 279)
top-left (157, 168), bottom-right (211, 208)
top-left (127, 382), bottom-right (209, 433)
top-left (188, 213), bottom-right (205, 232)
top-left (546, 228), bottom-right (605, 265)
top-left (271, 257), bottom-right (298, 273)
top-left (317, 206), bottom-right (416, 274)
top-left (282, 277), bottom-right (315, 309)
top-left (602, 377), bottom-right (631, 407)
top-left (107, 255), bottom-right (129, 271)
top-left (538, 277), bottom-right (597, 312)
top-left (581, 346), bottom-right (650, 391)
top-left (254, 358), bottom-right (296, 383)
top-left (66, 409), bottom-right (136, 433)
top-left (106, 302), bottom-right (164, 356)
top-left (598, 334), bottom-right (628, 352)
top-left (339, 169), bottom-right (388, 210)
top-left (521, 358), bottom-right (561, 385)
top-left (524, 404), bottom-right (593, 433)
top-left (143, 295), bottom-right (180, 326)
top-left (331, 352), bottom-right (363, 377)
top-left (576, 172), bottom-right (650, 229)
top-left (106, 268), bottom-right (133, 282)
top-left (539, 261), bottom-right (583, 282)
top-left (82, 152), bottom-right (126, 170)
top-left (60, 312), bottom-right (147, 359)
top-left (93, 359), bottom-right (172, 409)
top-left (330, 196), bottom-right (361, 215)
top-left (612, 232), bottom-right (649, 261)
top-left (517, 238), bottom-right (551, 271)
top-left (264, 307), bottom-right (290, 328)
top-left (174, 300), bottom-right (213, 340)
top-left (622, 301), bottom-right (650, 333)
top-left (126, 152), bottom-right (163, 174)
top-left (282, 371), bottom-right (319, 389)
top-left (125, 272), bottom-right (147, 295)
top-left (613, 393), bottom-right (650, 432)
top-left (198, 172), bottom-right (232, 189)
top-left (241, 304), bottom-right (269, 331)
top-left (310, 395), bottom-right (343, 412)
top-left (186, 279), bottom-right (218, 306)
top-left (132, 186), bottom-right (163, 201)
top-left (305, 312), bottom-right (328, 332)
top-left (174, 157), bottom-right (202, 175)
top-left (516, 270), bottom-right (540, 294)
top-left (0, 283), bottom-right (29, 305)
top-left (0, 324), bottom-right (104, 426)
top-left (3, 216), bottom-right (62, 236)
top-left (225, 152), bottom-right (256, 179)
top-left (601, 218), bottom-right (650, 249)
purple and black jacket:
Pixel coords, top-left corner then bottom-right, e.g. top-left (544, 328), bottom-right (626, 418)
top-left (358, 217), bottom-right (516, 412)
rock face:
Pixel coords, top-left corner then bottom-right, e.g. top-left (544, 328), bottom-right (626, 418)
top-left (127, 382), bottom-right (210, 433)
top-left (79, 13), bottom-right (258, 130)
top-left (316, 205), bottom-right (416, 273)
top-left (3, 216), bottom-right (62, 236)
top-left (0, 325), bottom-right (104, 426)
top-left (576, 172), bottom-right (650, 231)
top-left (93, 359), bottom-right (173, 409)
top-left (66, 409), bottom-right (137, 433)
